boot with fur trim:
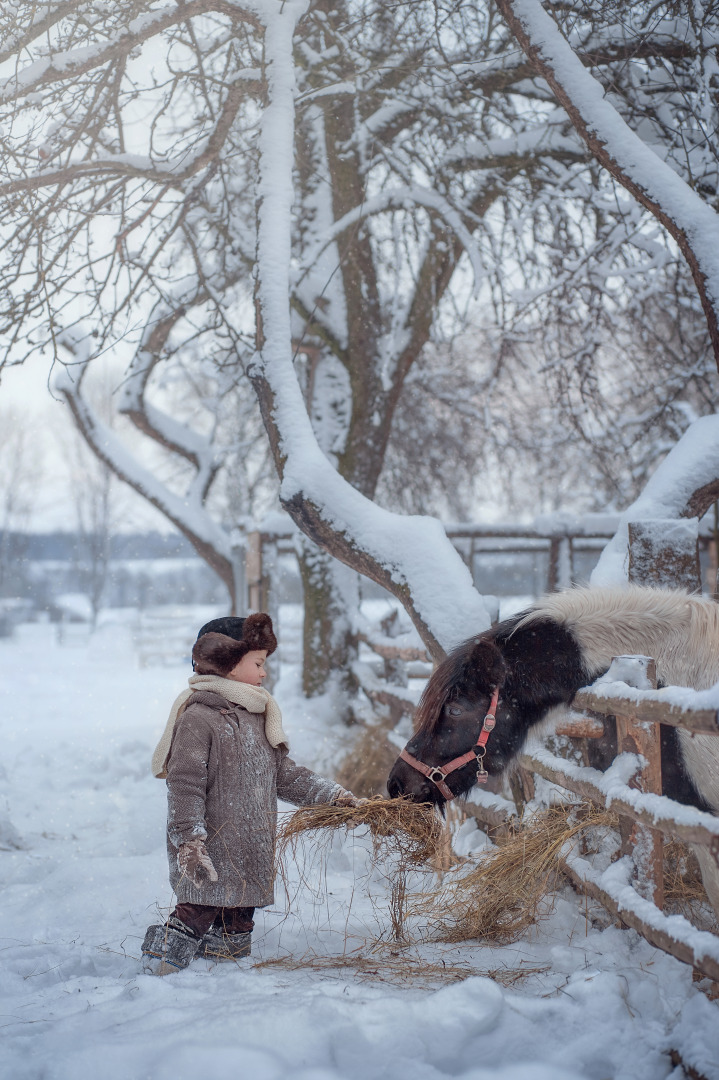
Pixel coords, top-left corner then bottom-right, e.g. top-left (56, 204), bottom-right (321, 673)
top-left (198, 925), bottom-right (251, 962)
top-left (141, 917), bottom-right (201, 975)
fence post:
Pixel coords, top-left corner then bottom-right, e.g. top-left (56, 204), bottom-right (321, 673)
top-left (230, 530), bottom-right (247, 615)
top-left (246, 531), bottom-right (264, 612)
top-left (620, 520), bottom-right (702, 907)
top-left (547, 534), bottom-right (572, 592)
top-left (612, 656), bottom-right (664, 907)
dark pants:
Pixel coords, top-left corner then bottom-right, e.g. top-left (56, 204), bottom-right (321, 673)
top-left (172, 903), bottom-right (255, 938)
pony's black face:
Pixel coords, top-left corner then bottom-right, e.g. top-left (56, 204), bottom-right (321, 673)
top-left (387, 616), bottom-right (588, 806)
top-left (387, 638), bottom-right (513, 807)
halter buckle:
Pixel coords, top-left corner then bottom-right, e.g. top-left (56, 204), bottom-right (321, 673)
top-left (428, 766), bottom-right (447, 784)
top-left (483, 715), bottom-right (496, 731)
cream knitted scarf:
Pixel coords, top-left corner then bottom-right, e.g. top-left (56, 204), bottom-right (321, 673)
top-left (151, 674), bottom-right (289, 778)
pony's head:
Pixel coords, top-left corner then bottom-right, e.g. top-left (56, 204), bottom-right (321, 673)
top-left (387, 636), bottom-right (519, 806)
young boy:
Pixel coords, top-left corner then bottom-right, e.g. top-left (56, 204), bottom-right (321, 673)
top-left (142, 613), bottom-right (356, 975)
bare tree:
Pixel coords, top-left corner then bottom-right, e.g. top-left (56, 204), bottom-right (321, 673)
top-left (0, 410), bottom-right (35, 597)
top-left (494, 0), bottom-right (719, 568)
top-left (3, 0), bottom-right (717, 701)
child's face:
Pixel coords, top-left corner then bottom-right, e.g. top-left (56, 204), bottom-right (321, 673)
top-left (226, 649), bottom-right (268, 686)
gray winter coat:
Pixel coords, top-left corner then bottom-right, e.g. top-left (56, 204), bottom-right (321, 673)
top-left (165, 690), bottom-right (341, 907)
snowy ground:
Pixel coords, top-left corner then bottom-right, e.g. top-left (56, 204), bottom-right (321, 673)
top-left (1, 610), bottom-right (719, 1080)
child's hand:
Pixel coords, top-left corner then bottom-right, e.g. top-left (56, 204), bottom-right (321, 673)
top-left (333, 790), bottom-right (360, 808)
top-left (177, 838), bottom-right (219, 888)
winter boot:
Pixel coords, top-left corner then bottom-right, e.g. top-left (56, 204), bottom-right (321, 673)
top-left (198, 925), bottom-right (252, 962)
top-left (141, 917), bottom-right (201, 976)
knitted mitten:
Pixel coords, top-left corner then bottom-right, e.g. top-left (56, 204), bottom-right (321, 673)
top-left (177, 838), bottom-right (219, 888)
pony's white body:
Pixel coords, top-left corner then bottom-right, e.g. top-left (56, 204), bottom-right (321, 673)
top-left (521, 586), bottom-right (719, 913)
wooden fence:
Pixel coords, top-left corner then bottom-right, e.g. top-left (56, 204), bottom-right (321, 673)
top-left (462, 660), bottom-right (719, 983)
top-left (239, 517), bottom-right (719, 616)
top-left (244, 515), bottom-right (719, 978)
top-left (239, 520), bottom-right (622, 614)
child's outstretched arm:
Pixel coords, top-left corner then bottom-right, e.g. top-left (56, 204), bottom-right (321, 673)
top-left (275, 750), bottom-right (356, 807)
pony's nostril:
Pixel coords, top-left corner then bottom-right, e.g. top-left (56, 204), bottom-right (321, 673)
top-left (387, 776), bottom-right (401, 799)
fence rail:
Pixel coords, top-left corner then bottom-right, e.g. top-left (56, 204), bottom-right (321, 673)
top-left (513, 656), bottom-right (719, 983)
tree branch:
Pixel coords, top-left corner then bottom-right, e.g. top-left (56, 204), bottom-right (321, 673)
top-left (250, 5), bottom-right (490, 660)
top-left (495, 0), bottom-right (719, 369)
top-left (56, 336), bottom-right (234, 596)
top-left (0, 0), bottom-right (261, 105)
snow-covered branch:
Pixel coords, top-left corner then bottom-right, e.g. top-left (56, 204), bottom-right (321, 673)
top-left (495, 0), bottom-right (719, 366)
top-left (0, 0), bottom-right (261, 105)
top-left (119, 297), bottom-right (222, 501)
top-left (55, 334), bottom-right (234, 597)
top-left (250, 2), bottom-right (490, 659)
top-left (592, 415), bottom-right (719, 585)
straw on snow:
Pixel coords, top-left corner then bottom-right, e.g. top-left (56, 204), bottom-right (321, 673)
top-left (254, 951), bottom-right (549, 988)
top-left (408, 803), bottom-right (618, 945)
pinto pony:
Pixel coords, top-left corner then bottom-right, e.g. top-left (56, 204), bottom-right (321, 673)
top-left (387, 586), bottom-right (719, 916)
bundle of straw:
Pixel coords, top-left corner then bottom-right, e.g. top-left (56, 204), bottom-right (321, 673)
top-left (276, 797), bottom-right (442, 868)
top-left (408, 803), bottom-right (617, 945)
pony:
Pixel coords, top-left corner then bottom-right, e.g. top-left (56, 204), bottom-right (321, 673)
top-left (387, 586), bottom-right (719, 915)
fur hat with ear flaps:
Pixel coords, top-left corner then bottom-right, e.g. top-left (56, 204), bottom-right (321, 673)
top-left (151, 612), bottom-right (285, 779)
top-left (192, 612), bottom-right (277, 675)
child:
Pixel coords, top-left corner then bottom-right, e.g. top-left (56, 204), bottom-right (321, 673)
top-left (142, 612), bottom-right (356, 975)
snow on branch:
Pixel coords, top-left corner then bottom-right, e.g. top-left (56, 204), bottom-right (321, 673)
top-left (250, 2), bottom-right (490, 659)
top-left (0, 73), bottom-right (255, 197)
top-left (0, 0), bottom-right (261, 106)
top-left (301, 186), bottom-right (484, 295)
top-left (441, 120), bottom-right (584, 173)
top-left (119, 297), bottom-right (221, 495)
top-left (592, 415), bottom-right (719, 585)
top-left (55, 333), bottom-right (234, 594)
top-left (495, 0), bottom-right (719, 367)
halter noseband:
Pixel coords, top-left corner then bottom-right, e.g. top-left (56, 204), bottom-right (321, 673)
top-left (398, 687), bottom-right (500, 802)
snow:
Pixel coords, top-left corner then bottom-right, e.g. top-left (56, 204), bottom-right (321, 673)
top-left (2, 613), bottom-right (719, 1079)
top-left (583, 676), bottom-right (719, 716)
top-left (54, 342), bottom-right (233, 564)
top-left (593, 655), bottom-right (656, 691)
top-left (592, 415), bottom-right (719, 585)
top-left (565, 850), bottom-right (719, 972)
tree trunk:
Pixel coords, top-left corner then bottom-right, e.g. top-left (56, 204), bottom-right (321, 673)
top-left (295, 534), bottom-right (359, 720)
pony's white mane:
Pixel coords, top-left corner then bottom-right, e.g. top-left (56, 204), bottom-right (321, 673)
top-left (518, 586), bottom-right (719, 871)
top-left (516, 585), bottom-right (719, 691)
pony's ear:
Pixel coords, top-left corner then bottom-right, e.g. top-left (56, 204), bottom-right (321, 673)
top-left (414, 637), bottom-right (506, 733)
top-left (460, 639), bottom-right (507, 697)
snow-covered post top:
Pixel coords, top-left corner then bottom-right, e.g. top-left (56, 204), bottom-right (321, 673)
top-left (495, 0), bottom-right (719, 368)
top-left (249, 0), bottom-right (490, 657)
top-left (592, 416), bottom-right (719, 586)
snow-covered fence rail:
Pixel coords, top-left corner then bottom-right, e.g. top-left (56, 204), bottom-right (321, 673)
top-left (518, 658), bottom-right (719, 982)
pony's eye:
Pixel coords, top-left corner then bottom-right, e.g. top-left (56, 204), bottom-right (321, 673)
top-left (449, 706), bottom-right (462, 716)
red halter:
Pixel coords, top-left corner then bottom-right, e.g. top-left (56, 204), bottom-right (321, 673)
top-left (399, 687), bottom-right (500, 802)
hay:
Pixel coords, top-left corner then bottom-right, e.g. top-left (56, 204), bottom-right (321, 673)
top-left (254, 951), bottom-right (549, 989)
top-left (277, 796), bottom-right (442, 869)
top-left (408, 803), bottom-right (617, 945)
top-left (276, 795), bottom-right (716, 968)
top-left (663, 839), bottom-right (717, 930)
